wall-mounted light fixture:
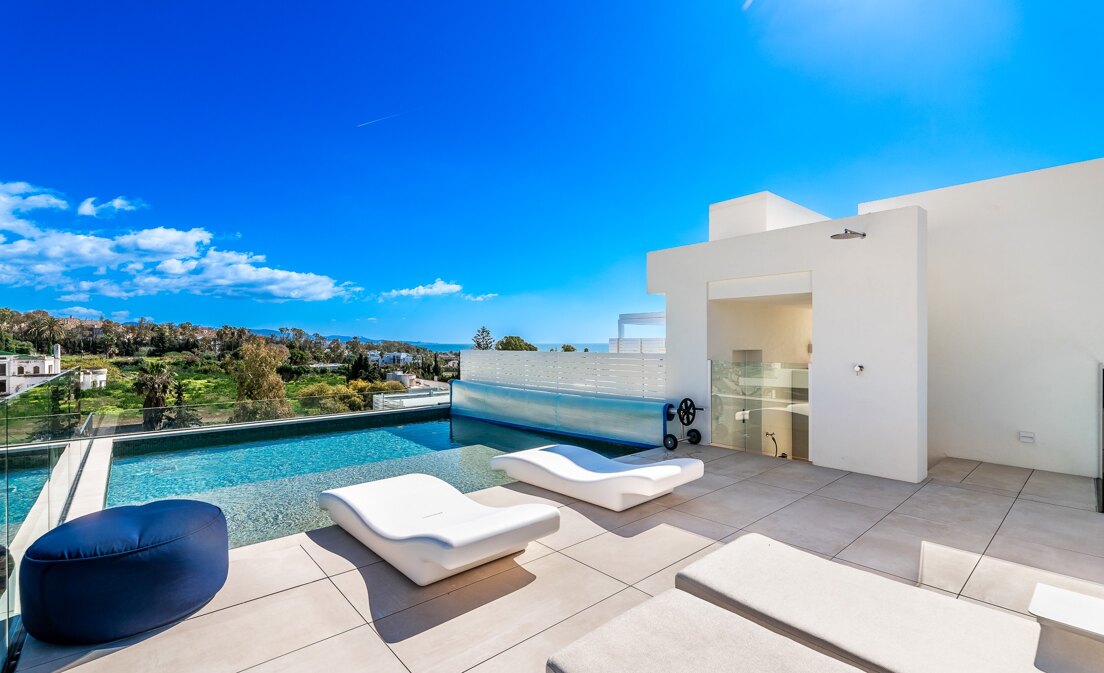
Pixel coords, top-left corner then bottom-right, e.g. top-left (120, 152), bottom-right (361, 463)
top-left (831, 229), bottom-right (866, 240)
top-left (853, 364), bottom-right (865, 375)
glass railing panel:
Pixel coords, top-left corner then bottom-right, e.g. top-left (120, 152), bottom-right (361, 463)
top-left (711, 361), bottom-right (809, 459)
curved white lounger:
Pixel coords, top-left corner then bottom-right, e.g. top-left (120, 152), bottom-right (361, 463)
top-left (490, 444), bottom-right (705, 512)
top-left (318, 474), bottom-right (560, 586)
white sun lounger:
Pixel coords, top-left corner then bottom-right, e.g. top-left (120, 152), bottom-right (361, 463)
top-left (490, 444), bottom-right (704, 512)
top-left (318, 474), bottom-right (560, 586)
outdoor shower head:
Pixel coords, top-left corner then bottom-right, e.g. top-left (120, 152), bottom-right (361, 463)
top-left (830, 228), bottom-right (866, 240)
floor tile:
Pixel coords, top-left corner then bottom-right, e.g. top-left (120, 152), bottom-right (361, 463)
top-left (330, 542), bottom-right (552, 623)
top-left (813, 472), bottom-right (923, 510)
top-left (1019, 470), bottom-right (1099, 511)
top-left (748, 461), bottom-right (849, 494)
top-left (654, 471), bottom-right (737, 506)
top-left (536, 500), bottom-right (668, 551)
top-left (560, 510), bottom-right (735, 584)
top-left (984, 534), bottom-right (1104, 585)
top-left (927, 457), bottom-right (980, 483)
top-left (746, 495), bottom-right (889, 556)
top-left (465, 588), bottom-right (650, 673)
top-left (373, 554), bottom-right (626, 673)
top-left (961, 463), bottom-right (1032, 495)
top-left (633, 543), bottom-right (723, 596)
top-left (703, 452), bottom-right (783, 481)
top-left (835, 513), bottom-right (991, 591)
top-left (634, 444), bottom-right (734, 462)
top-left (298, 525), bottom-right (383, 576)
top-left (995, 499), bottom-right (1104, 559)
top-left (245, 625), bottom-right (407, 673)
top-left (894, 482), bottom-right (1014, 532)
top-left (197, 544), bottom-right (326, 616)
top-left (672, 481), bottom-right (804, 528)
top-left (21, 581), bottom-right (365, 673)
top-left (961, 554), bottom-right (1104, 615)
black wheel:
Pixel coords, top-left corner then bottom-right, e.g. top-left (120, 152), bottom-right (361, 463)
top-left (663, 434), bottom-right (678, 451)
top-left (687, 428), bottom-right (702, 445)
top-left (676, 398), bottom-right (697, 426)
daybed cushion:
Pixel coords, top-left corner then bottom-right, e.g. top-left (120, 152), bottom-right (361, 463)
top-left (547, 589), bottom-right (861, 673)
top-left (490, 444), bottom-right (704, 511)
top-left (676, 534), bottom-right (1043, 673)
top-left (319, 473), bottom-right (559, 586)
top-left (20, 500), bottom-right (229, 645)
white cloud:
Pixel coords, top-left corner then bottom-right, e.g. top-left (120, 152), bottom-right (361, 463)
top-left (462, 293), bottom-right (498, 302)
top-left (156, 258), bottom-right (199, 275)
top-left (110, 310), bottom-right (130, 322)
top-left (116, 226), bottom-right (211, 259)
top-left (78, 196), bottom-right (144, 218)
top-left (381, 278), bottom-right (463, 300)
top-left (53, 306), bottom-right (103, 319)
top-left (0, 181), bottom-right (359, 303)
top-left (0, 181), bottom-right (66, 237)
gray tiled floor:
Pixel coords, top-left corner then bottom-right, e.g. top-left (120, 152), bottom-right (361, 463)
top-left (18, 451), bottom-right (1104, 673)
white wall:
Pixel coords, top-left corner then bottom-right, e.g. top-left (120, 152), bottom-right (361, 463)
top-left (861, 158), bottom-right (1104, 477)
top-left (650, 207), bottom-right (928, 482)
top-left (709, 192), bottom-right (827, 241)
top-left (707, 300), bottom-right (812, 364)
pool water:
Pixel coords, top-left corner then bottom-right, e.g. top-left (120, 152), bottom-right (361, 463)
top-left (108, 411), bottom-right (644, 547)
top-left (6, 464), bottom-right (52, 543)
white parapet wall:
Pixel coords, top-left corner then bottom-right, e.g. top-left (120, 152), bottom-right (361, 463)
top-left (460, 350), bottom-right (667, 400)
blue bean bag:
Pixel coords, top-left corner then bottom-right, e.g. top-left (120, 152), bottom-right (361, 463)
top-left (20, 500), bottom-right (229, 644)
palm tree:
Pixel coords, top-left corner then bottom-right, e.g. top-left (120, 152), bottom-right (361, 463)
top-left (133, 359), bottom-right (176, 430)
top-left (26, 313), bottom-right (64, 353)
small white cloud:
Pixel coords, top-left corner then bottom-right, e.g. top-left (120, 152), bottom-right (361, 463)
top-left (122, 262), bottom-right (144, 273)
top-left (53, 306), bottom-right (103, 319)
top-left (381, 278), bottom-right (462, 300)
top-left (156, 258), bottom-right (199, 275)
top-left (58, 292), bottom-right (90, 302)
top-left (78, 196), bottom-right (144, 218)
top-left (462, 293), bottom-right (498, 302)
top-left (110, 310), bottom-right (130, 322)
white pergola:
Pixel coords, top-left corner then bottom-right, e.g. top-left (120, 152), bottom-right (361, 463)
top-left (617, 312), bottom-right (665, 338)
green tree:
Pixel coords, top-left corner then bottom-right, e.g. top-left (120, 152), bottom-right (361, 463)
top-left (495, 335), bottom-right (538, 351)
top-left (229, 340), bottom-right (292, 421)
top-left (432, 353), bottom-right (443, 378)
top-left (133, 359), bottom-right (176, 430)
top-left (166, 380), bottom-right (202, 428)
top-left (561, 344), bottom-right (577, 352)
top-left (472, 326), bottom-right (494, 350)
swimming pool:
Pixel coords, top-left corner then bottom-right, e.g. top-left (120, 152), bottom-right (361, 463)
top-left (108, 408), bottom-right (646, 547)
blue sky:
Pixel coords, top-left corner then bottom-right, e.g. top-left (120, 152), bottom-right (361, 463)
top-left (2, 1), bottom-right (1102, 343)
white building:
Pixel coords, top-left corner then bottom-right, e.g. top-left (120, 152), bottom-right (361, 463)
top-left (608, 312), bottom-right (666, 353)
top-left (78, 368), bottom-right (108, 391)
top-left (649, 159), bottom-right (1104, 484)
top-left (386, 371), bottom-right (418, 388)
top-left (0, 345), bottom-right (62, 397)
top-left (381, 352), bottom-right (414, 366)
